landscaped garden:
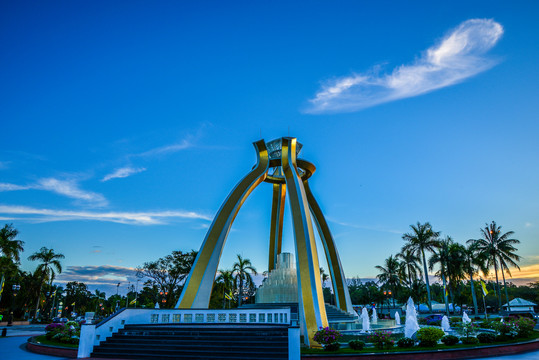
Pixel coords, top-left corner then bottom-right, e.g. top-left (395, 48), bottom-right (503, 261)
top-left (303, 316), bottom-right (538, 354)
top-left (31, 320), bottom-right (81, 348)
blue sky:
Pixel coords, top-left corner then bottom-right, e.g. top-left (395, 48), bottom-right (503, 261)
top-left (1, 1), bottom-right (538, 295)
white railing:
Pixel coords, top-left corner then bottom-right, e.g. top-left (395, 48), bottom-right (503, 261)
top-left (78, 307), bottom-right (293, 358)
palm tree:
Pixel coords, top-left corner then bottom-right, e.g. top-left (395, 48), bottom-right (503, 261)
top-left (402, 222), bottom-right (440, 312)
top-left (396, 248), bottom-right (422, 290)
top-left (468, 221), bottom-right (520, 310)
top-left (462, 242), bottom-right (488, 316)
top-left (215, 269), bottom-right (234, 308)
top-left (375, 255), bottom-right (400, 308)
top-left (428, 237), bottom-right (453, 315)
top-left (28, 247), bottom-right (65, 318)
top-left (0, 224), bottom-right (25, 302)
top-left (232, 255), bottom-right (257, 307)
top-left (0, 224), bottom-right (25, 262)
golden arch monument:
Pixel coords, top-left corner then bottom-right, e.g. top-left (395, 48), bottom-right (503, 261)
top-left (176, 137), bottom-right (354, 346)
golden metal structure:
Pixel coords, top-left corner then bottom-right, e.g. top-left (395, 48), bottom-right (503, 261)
top-left (176, 137), bottom-right (354, 347)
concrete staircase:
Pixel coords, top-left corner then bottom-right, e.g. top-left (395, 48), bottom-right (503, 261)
top-left (90, 323), bottom-right (289, 360)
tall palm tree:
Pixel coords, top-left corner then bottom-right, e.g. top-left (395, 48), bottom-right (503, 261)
top-left (402, 222), bottom-right (440, 312)
top-left (0, 224), bottom-right (25, 302)
top-left (375, 255), bottom-right (400, 308)
top-left (396, 248), bottom-right (422, 290)
top-left (428, 237), bottom-right (453, 315)
top-left (215, 269), bottom-right (234, 309)
top-left (232, 255), bottom-right (257, 307)
top-left (468, 221), bottom-right (520, 310)
top-left (445, 242), bottom-right (467, 307)
top-left (462, 242), bottom-right (488, 316)
top-left (28, 247), bottom-right (65, 318)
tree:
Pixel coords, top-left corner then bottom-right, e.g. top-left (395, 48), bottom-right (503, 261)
top-left (136, 250), bottom-right (197, 307)
top-left (375, 255), bottom-right (400, 308)
top-left (462, 242), bottom-right (488, 316)
top-left (215, 269), bottom-right (234, 309)
top-left (0, 224), bottom-right (25, 302)
top-left (402, 222), bottom-right (440, 312)
top-left (28, 247), bottom-right (64, 318)
top-left (396, 248), bottom-right (422, 290)
top-left (468, 221), bottom-right (521, 310)
top-left (232, 254), bottom-right (257, 307)
top-left (429, 236), bottom-right (463, 315)
top-left (0, 224), bottom-right (24, 263)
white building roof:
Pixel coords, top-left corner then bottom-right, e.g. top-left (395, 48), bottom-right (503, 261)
top-left (503, 297), bottom-right (537, 307)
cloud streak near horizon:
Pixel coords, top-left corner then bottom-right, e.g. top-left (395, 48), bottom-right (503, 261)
top-left (306, 19), bottom-right (503, 113)
top-left (0, 204), bottom-right (212, 225)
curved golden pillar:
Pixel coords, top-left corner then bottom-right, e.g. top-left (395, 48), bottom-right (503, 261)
top-left (269, 182), bottom-right (286, 271)
top-left (304, 180), bottom-right (354, 315)
top-left (176, 140), bottom-right (269, 309)
top-left (281, 137), bottom-right (328, 347)
top-left (177, 137), bottom-right (354, 348)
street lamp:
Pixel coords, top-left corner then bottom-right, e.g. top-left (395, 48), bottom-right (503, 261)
top-left (8, 284), bottom-right (21, 326)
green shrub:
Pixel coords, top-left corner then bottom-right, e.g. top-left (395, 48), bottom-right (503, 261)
top-left (460, 336), bottom-right (479, 345)
top-left (441, 335), bottom-right (459, 346)
top-left (479, 319), bottom-right (500, 329)
top-left (450, 317), bottom-right (461, 325)
top-left (477, 332), bottom-right (496, 343)
top-left (512, 317), bottom-right (536, 338)
top-left (367, 330), bottom-right (394, 350)
top-left (313, 327), bottom-right (342, 346)
top-left (397, 337), bottom-right (414, 348)
top-left (495, 334), bottom-right (510, 342)
top-left (323, 342), bottom-right (341, 351)
top-left (417, 317), bottom-right (427, 325)
top-left (417, 327), bottom-right (445, 347)
top-left (348, 340), bottom-right (365, 350)
top-left (494, 322), bottom-right (518, 338)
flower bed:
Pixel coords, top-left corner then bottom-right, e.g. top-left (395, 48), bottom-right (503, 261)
top-left (44, 321), bottom-right (80, 345)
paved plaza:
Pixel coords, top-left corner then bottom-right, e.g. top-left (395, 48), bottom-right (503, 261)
top-left (1, 324), bottom-right (539, 360)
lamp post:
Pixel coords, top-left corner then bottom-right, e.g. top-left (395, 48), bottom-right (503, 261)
top-left (134, 279), bottom-right (140, 308)
top-left (8, 284), bottom-right (21, 326)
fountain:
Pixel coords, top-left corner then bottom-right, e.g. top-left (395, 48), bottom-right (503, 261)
top-left (371, 307), bottom-right (378, 324)
top-left (404, 297), bottom-right (420, 338)
top-left (360, 308), bottom-right (371, 332)
top-left (395, 311), bottom-right (401, 325)
top-left (442, 315), bottom-right (451, 333)
top-left (462, 311), bottom-right (471, 324)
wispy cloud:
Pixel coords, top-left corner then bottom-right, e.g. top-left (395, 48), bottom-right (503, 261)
top-left (0, 183), bottom-right (32, 191)
top-left (327, 217), bottom-right (403, 234)
top-left (306, 19), bottom-right (503, 113)
top-left (0, 161), bottom-right (9, 170)
top-left (134, 139), bottom-right (192, 158)
top-left (0, 178), bottom-right (108, 206)
top-left (37, 178), bottom-right (108, 206)
top-left (102, 166), bottom-right (147, 182)
top-left (0, 204), bottom-right (211, 225)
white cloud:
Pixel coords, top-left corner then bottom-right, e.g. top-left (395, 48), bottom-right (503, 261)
top-left (306, 19), bottom-right (503, 113)
top-left (37, 178), bottom-right (108, 207)
top-left (135, 139), bottom-right (192, 158)
top-left (0, 178), bottom-right (108, 207)
top-left (0, 204), bottom-right (212, 225)
top-left (102, 166), bottom-right (147, 182)
top-left (0, 183), bottom-right (31, 191)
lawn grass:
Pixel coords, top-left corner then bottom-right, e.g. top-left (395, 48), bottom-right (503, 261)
top-left (31, 335), bottom-right (79, 349)
top-left (302, 330), bottom-right (539, 354)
